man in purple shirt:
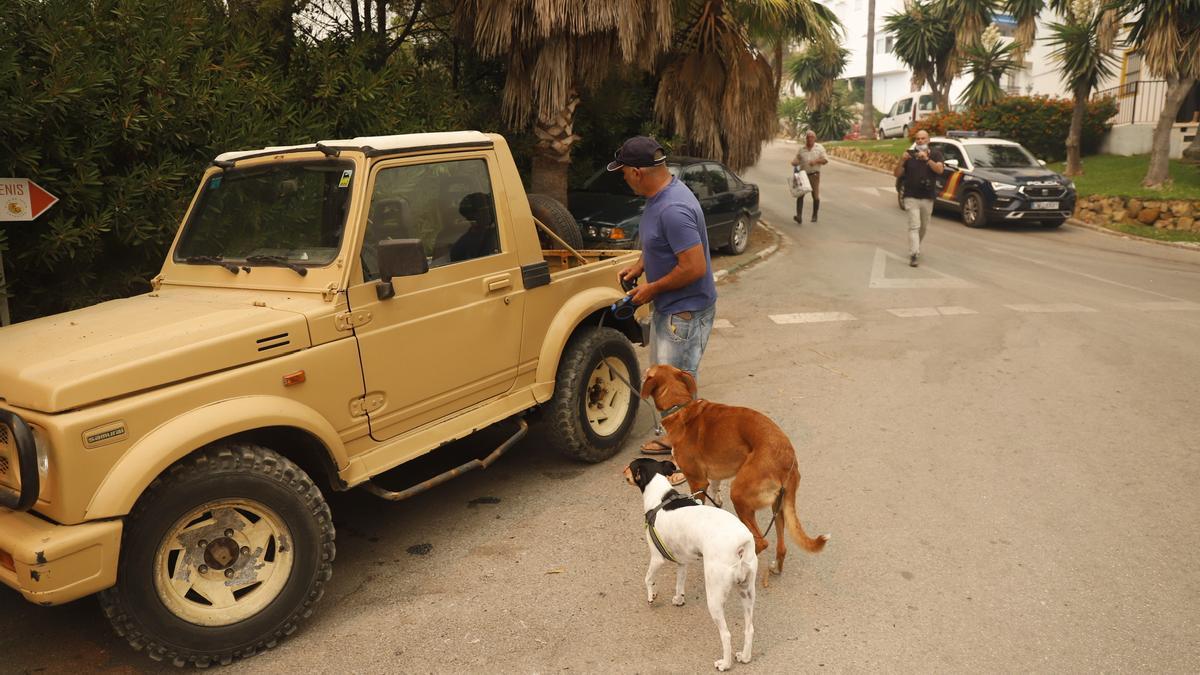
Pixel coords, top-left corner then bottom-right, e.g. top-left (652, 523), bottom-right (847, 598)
top-left (612, 136), bottom-right (718, 456)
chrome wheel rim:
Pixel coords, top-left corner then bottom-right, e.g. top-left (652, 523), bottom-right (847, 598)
top-left (153, 498), bottom-right (295, 626)
top-left (731, 218), bottom-right (749, 252)
top-left (585, 356), bottom-right (633, 436)
top-left (965, 195), bottom-right (979, 224)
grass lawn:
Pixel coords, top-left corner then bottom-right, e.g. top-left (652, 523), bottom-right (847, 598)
top-left (1103, 220), bottom-right (1200, 244)
top-left (825, 138), bottom-right (910, 156)
top-left (1048, 154), bottom-right (1200, 200)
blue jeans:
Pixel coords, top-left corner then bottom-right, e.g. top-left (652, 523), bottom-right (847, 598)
top-left (649, 303), bottom-right (716, 382)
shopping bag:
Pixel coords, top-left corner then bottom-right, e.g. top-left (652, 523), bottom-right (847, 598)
top-left (787, 168), bottom-right (811, 198)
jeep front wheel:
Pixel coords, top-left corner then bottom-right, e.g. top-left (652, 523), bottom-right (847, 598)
top-left (98, 443), bottom-right (335, 667)
top-left (545, 326), bottom-right (640, 462)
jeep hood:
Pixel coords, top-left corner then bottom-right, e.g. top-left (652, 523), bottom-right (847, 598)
top-left (0, 292), bottom-right (311, 413)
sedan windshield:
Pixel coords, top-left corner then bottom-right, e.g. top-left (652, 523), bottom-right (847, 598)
top-left (964, 143), bottom-right (1039, 169)
top-left (579, 164), bottom-right (682, 196)
top-left (174, 159), bottom-right (354, 266)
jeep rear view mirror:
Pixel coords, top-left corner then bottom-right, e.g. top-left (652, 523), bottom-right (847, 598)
top-left (376, 238), bottom-right (428, 300)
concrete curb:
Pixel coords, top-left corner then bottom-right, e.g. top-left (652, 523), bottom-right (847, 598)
top-left (1065, 217), bottom-right (1200, 252)
top-left (828, 154), bottom-right (894, 175)
top-left (712, 220), bottom-right (784, 283)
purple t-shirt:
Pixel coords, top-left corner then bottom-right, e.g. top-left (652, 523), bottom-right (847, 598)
top-left (641, 177), bottom-right (717, 315)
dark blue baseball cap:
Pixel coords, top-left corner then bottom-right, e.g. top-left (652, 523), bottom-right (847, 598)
top-left (606, 136), bottom-right (667, 171)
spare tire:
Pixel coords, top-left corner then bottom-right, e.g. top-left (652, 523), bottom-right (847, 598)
top-left (528, 193), bottom-right (585, 250)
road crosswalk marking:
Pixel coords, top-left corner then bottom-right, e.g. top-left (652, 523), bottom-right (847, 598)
top-left (887, 306), bottom-right (979, 318)
top-left (713, 318), bottom-right (735, 328)
top-left (869, 248), bottom-right (974, 288)
top-left (1130, 301), bottom-right (1200, 311)
top-left (1004, 303), bottom-right (1097, 313)
top-left (769, 312), bottom-right (857, 324)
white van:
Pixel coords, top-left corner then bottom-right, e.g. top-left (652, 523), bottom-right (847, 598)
top-left (878, 92), bottom-right (938, 139)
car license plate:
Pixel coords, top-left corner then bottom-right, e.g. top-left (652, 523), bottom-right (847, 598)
top-left (1032, 201), bottom-right (1059, 209)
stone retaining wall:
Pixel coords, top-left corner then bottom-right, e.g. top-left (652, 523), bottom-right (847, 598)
top-left (829, 144), bottom-right (1200, 233)
top-left (1073, 195), bottom-right (1200, 232)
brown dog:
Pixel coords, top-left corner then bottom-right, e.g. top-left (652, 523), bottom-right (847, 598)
top-left (639, 365), bottom-right (828, 583)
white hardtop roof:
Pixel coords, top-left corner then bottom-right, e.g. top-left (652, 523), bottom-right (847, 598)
top-left (214, 130), bottom-right (492, 163)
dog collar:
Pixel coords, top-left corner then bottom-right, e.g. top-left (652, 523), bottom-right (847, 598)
top-left (644, 490), bottom-right (701, 564)
top-left (659, 400), bottom-right (695, 420)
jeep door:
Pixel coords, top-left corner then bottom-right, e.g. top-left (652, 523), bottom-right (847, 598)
top-left (346, 154), bottom-right (523, 442)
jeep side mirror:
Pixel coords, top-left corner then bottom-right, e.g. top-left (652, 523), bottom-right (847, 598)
top-left (1038, 159), bottom-right (1047, 167)
top-left (945, 158), bottom-right (959, 169)
top-left (376, 238), bottom-right (428, 300)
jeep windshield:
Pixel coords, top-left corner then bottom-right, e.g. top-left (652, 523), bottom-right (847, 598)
top-left (964, 143), bottom-right (1039, 169)
top-left (174, 158), bottom-right (354, 267)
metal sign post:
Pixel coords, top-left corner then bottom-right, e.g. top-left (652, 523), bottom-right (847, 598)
top-left (1, 178), bottom-right (60, 326)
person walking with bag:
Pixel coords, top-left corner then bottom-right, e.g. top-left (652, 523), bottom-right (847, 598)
top-left (791, 130), bottom-right (828, 223)
top-left (893, 129), bottom-right (944, 267)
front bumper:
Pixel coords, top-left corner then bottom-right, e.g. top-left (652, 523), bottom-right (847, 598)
top-left (990, 192), bottom-right (1076, 222)
top-left (0, 508), bottom-right (121, 605)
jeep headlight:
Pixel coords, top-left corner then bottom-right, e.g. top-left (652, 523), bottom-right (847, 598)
top-left (30, 426), bottom-right (50, 500)
top-left (993, 181), bottom-right (1018, 192)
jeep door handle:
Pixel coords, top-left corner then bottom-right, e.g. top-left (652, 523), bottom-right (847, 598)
top-left (485, 275), bottom-right (512, 292)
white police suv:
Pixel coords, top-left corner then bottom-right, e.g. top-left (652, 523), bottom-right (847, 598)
top-left (895, 131), bottom-right (1077, 228)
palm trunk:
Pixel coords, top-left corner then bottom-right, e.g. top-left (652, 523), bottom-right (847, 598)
top-left (530, 91), bottom-right (581, 205)
top-left (1064, 81), bottom-right (1089, 176)
top-left (861, 0), bottom-right (876, 139)
top-left (1143, 76), bottom-right (1195, 188)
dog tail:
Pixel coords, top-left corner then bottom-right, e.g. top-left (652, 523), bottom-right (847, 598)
top-left (734, 544), bottom-right (756, 586)
top-left (780, 473), bottom-right (829, 553)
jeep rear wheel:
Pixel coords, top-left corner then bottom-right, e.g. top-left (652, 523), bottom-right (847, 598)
top-left (99, 443), bottom-right (334, 667)
top-left (545, 326), bottom-right (640, 462)
top-left (529, 193), bottom-right (584, 250)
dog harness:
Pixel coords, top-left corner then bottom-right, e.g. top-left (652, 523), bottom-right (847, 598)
top-left (644, 489), bottom-right (701, 563)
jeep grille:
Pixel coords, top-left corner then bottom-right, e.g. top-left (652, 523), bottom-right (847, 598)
top-left (0, 423), bottom-right (12, 486)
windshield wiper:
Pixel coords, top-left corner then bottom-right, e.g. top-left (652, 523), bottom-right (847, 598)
top-left (244, 255), bottom-right (308, 276)
top-left (184, 256), bottom-right (240, 274)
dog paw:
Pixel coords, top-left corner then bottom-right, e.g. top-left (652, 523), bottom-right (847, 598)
top-left (647, 591), bottom-right (657, 603)
top-left (715, 659), bottom-right (732, 671)
top-left (736, 651), bottom-right (752, 664)
top-left (768, 560), bottom-right (781, 575)
top-left (672, 594), bottom-right (686, 606)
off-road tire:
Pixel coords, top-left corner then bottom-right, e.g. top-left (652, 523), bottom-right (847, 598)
top-left (544, 326), bottom-right (640, 462)
top-left (724, 214), bottom-right (752, 255)
top-left (98, 443), bottom-right (335, 668)
top-left (528, 193), bottom-right (585, 250)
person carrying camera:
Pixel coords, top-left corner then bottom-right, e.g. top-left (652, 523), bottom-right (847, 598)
top-left (893, 129), bottom-right (944, 267)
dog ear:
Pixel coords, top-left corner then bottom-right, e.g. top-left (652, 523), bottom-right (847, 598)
top-left (663, 460), bottom-right (677, 474)
top-left (680, 369), bottom-right (698, 399)
top-left (639, 367), bottom-right (659, 400)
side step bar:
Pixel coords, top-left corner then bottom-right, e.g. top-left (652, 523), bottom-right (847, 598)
top-left (361, 418), bottom-right (529, 502)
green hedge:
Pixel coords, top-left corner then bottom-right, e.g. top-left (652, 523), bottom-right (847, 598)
top-left (911, 95), bottom-right (1118, 162)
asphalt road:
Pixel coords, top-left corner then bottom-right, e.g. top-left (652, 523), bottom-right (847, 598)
top-left (3, 142), bottom-right (1199, 674)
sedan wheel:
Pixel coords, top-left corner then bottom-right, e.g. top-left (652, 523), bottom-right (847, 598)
top-left (725, 215), bottom-right (751, 255)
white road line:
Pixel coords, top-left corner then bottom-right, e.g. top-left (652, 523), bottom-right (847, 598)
top-left (1130, 301), bottom-right (1200, 311)
top-left (713, 318), bottom-right (735, 328)
top-left (983, 247), bottom-right (1191, 302)
top-left (887, 306), bottom-right (979, 317)
top-left (1004, 303), bottom-right (1098, 313)
top-left (769, 312), bottom-right (857, 324)
top-left (869, 248), bottom-right (975, 288)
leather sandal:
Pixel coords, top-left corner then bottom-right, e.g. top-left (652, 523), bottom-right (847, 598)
top-left (640, 439), bottom-right (672, 455)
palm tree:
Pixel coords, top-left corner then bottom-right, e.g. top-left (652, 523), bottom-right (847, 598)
top-left (656, 0), bottom-right (840, 172)
top-left (884, 1), bottom-right (955, 111)
top-left (1112, 0), bottom-right (1200, 185)
top-left (788, 39), bottom-right (850, 110)
top-left (1045, 0), bottom-right (1118, 176)
top-left (455, 1), bottom-right (673, 203)
top-left (862, 0), bottom-right (877, 139)
top-left (742, 0), bottom-right (841, 96)
top-left (959, 24), bottom-right (1022, 107)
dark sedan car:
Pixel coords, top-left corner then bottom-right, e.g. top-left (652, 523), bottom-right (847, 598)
top-left (568, 156), bottom-right (761, 253)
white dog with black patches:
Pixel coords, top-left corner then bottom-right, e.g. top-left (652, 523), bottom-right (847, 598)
top-left (624, 458), bottom-right (758, 671)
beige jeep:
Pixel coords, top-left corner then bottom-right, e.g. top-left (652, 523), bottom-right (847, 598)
top-left (0, 132), bottom-right (644, 666)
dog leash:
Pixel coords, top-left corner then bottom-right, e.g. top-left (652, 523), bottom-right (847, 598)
top-left (596, 311), bottom-right (666, 435)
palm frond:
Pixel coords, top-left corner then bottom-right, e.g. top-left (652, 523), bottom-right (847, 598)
top-left (1116, 0), bottom-right (1200, 80)
top-left (1045, 9), bottom-right (1119, 93)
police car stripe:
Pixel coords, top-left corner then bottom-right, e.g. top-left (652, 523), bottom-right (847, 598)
top-left (940, 172), bottom-right (962, 200)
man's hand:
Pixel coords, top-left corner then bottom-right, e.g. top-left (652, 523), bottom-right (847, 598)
top-left (618, 262), bottom-right (643, 286)
top-left (915, 150), bottom-right (929, 161)
top-left (628, 281), bottom-right (657, 305)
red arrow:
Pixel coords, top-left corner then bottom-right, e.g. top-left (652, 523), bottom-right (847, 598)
top-left (27, 180), bottom-right (58, 219)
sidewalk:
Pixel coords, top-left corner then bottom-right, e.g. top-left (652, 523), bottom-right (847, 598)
top-left (710, 220), bottom-right (783, 282)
